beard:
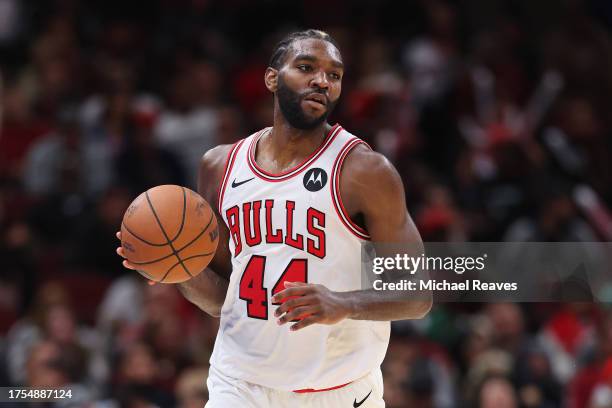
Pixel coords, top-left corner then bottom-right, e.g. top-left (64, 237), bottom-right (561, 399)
top-left (276, 75), bottom-right (338, 130)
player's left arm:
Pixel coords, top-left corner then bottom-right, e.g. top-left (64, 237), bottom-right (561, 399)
top-left (273, 145), bottom-right (432, 331)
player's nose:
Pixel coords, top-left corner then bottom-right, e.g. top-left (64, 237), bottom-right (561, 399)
top-left (310, 70), bottom-right (330, 90)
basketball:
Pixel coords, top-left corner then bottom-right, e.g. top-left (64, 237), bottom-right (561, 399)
top-left (120, 185), bottom-right (219, 283)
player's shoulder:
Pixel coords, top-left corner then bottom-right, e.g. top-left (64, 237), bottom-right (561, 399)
top-left (336, 128), bottom-right (387, 169)
top-left (338, 136), bottom-right (404, 203)
top-left (201, 144), bottom-right (235, 171)
top-left (201, 129), bottom-right (265, 171)
top-left (342, 140), bottom-right (398, 182)
top-left (198, 143), bottom-right (241, 201)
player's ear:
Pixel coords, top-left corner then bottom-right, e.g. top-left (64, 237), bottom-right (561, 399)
top-left (265, 67), bottom-right (278, 92)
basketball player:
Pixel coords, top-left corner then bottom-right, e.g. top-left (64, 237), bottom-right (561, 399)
top-left (117, 29), bottom-right (431, 407)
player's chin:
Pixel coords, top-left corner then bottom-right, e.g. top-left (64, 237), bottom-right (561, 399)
top-left (305, 111), bottom-right (327, 123)
top-left (301, 110), bottom-right (328, 126)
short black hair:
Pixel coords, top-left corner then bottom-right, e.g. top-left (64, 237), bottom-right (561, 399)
top-left (269, 29), bottom-right (340, 69)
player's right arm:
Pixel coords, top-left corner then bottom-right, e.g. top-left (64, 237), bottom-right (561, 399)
top-left (116, 144), bottom-right (233, 317)
top-left (175, 145), bottom-right (233, 316)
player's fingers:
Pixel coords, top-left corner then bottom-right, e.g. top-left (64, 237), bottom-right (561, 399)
top-left (122, 260), bottom-right (137, 270)
top-left (116, 231), bottom-right (122, 240)
top-left (116, 247), bottom-right (127, 259)
top-left (274, 296), bottom-right (314, 317)
top-left (290, 315), bottom-right (319, 331)
top-left (278, 306), bottom-right (312, 324)
top-left (284, 281), bottom-right (307, 288)
top-left (271, 286), bottom-right (312, 303)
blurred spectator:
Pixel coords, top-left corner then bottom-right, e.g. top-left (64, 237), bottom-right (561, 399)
top-left (6, 282), bottom-right (70, 385)
top-left (19, 14), bottom-right (82, 120)
top-left (417, 184), bottom-right (467, 241)
top-left (97, 275), bottom-right (146, 338)
top-left (216, 104), bottom-right (245, 145)
top-left (175, 366), bottom-right (209, 408)
top-left (5, 282), bottom-right (102, 388)
top-left (0, 178), bottom-right (37, 316)
top-left (539, 304), bottom-right (598, 385)
top-left (465, 349), bottom-right (514, 403)
top-left (23, 107), bottom-right (112, 197)
top-left (154, 60), bottom-right (221, 189)
top-left (69, 186), bottom-right (132, 277)
top-left (383, 327), bottom-right (456, 408)
top-left (0, 0), bottom-right (22, 45)
top-left (513, 342), bottom-right (563, 408)
top-left (486, 304), bottom-right (525, 354)
top-left (402, 0), bottom-right (458, 108)
top-left (26, 340), bottom-right (70, 387)
top-left (113, 342), bottom-right (175, 408)
top-left (477, 375), bottom-right (518, 408)
top-left (81, 87), bottom-right (135, 154)
top-left (115, 114), bottom-right (186, 196)
top-left (504, 182), bottom-right (598, 241)
top-left (0, 84), bottom-right (51, 178)
top-left (567, 310), bottom-right (612, 408)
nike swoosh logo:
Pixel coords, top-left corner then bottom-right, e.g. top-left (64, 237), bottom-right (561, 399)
top-left (353, 390), bottom-right (372, 407)
top-left (231, 177), bottom-right (254, 188)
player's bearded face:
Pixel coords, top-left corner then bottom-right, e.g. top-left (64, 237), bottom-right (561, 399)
top-left (276, 74), bottom-right (338, 130)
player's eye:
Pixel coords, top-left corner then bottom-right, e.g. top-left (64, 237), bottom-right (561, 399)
top-left (297, 64), bottom-right (312, 72)
top-left (329, 72), bottom-right (341, 80)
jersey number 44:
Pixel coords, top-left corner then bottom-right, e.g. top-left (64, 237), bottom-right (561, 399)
top-left (239, 255), bottom-right (307, 320)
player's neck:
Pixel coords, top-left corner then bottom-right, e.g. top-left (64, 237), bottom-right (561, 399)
top-left (264, 116), bottom-right (332, 162)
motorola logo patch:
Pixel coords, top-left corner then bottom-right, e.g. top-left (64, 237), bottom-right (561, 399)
top-left (303, 168), bottom-right (328, 192)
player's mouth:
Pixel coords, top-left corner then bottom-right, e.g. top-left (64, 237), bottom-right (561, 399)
top-left (303, 93), bottom-right (328, 107)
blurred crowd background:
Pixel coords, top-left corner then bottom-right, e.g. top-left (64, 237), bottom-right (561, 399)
top-left (1, 0), bottom-right (612, 407)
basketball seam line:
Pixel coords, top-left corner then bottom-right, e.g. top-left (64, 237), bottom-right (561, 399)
top-left (168, 187), bottom-right (188, 242)
top-left (122, 188), bottom-right (187, 247)
top-left (144, 190), bottom-right (193, 282)
top-left (128, 214), bottom-right (214, 265)
top-left (161, 253), bottom-right (217, 278)
top-left (122, 222), bottom-right (169, 247)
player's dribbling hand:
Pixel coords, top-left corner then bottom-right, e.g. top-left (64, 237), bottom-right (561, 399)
top-left (272, 282), bottom-right (353, 331)
top-left (115, 231), bottom-right (156, 285)
top-left (115, 231), bottom-right (136, 270)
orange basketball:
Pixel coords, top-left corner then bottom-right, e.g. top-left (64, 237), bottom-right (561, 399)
top-left (120, 185), bottom-right (219, 283)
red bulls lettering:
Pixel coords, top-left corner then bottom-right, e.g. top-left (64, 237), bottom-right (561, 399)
top-left (243, 201), bottom-right (262, 246)
top-left (285, 201), bottom-right (304, 250)
top-left (307, 208), bottom-right (326, 258)
top-left (225, 200), bottom-right (326, 258)
top-left (226, 205), bottom-right (242, 255)
top-left (265, 200), bottom-right (283, 244)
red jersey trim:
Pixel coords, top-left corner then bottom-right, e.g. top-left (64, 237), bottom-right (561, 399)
top-left (247, 124), bottom-right (342, 182)
top-left (331, 138), bottom-right (371, 240)
top-left (293, 381), bottom-right (353, 393)
top-left (217, 139), bottom-right (247, 215)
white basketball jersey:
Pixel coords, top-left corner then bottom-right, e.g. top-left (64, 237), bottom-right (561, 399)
top-left (210, 124), bottom-right (390, 391)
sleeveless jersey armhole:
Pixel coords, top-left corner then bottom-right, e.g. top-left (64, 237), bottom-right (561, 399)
top-left (217, 139), bottom-right (246, 215)
top-left (330, 138), bottom-right (372, 240)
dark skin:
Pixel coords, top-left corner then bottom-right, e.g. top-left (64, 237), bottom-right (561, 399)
top-left (117, 38), bottom-right (432, 329)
